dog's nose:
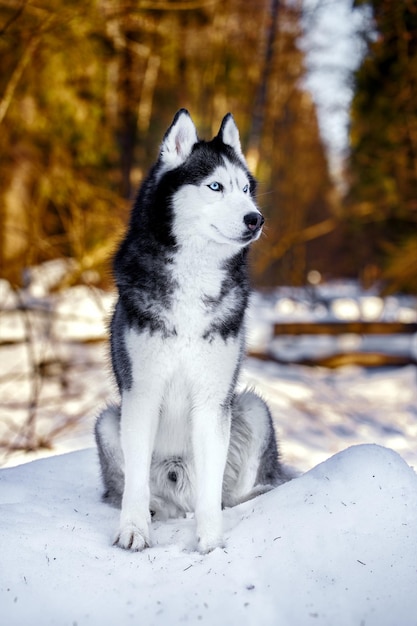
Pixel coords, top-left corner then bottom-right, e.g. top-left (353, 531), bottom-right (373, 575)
top-left (244, 212), bottom-right (264, 232)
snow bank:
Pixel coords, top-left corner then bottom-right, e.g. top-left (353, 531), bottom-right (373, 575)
top-left (1, 444), bottom-right (416, 626)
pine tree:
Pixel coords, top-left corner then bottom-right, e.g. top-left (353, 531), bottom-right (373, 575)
top-left (348, 0), bottom-right (417, 292)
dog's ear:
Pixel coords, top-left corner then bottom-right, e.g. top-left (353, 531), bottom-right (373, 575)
top-left (217, 113), bottom-right (246, 162)
top-left (160, 109), bottom-right (198, 169)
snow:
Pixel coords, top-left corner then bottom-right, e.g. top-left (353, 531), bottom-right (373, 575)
top-left (1, 444), bottom-right (416, 625)
top-left (1, 265), bottom-right (417, 624)
top-left (243, 359), bottom-right (417, 473)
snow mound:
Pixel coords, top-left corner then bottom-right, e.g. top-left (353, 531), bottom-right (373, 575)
top-left (1, 444), bottom-right (416, 626)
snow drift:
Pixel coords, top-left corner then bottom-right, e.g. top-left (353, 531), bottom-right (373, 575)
top-left (1, 443), bottom-right (416, 625)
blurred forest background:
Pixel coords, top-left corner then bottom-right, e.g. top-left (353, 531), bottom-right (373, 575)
top-left (0, 0), bottom-right (416, 292)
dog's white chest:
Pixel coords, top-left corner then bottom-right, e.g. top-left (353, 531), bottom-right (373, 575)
top-left (168, 246), bottom-right (237, 337)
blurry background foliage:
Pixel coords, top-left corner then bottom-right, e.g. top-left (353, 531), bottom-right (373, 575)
top-left (0, 0), bottom-right (416, 292)
top-left (347, 0), bottom-right (417, 293)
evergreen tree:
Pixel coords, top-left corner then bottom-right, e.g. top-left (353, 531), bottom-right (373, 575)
top-left (348, 0), bottom-right (417, 292)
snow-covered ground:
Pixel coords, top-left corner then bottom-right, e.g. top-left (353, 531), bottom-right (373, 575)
top-left (1, 262), bottom-right (417, 624)
top-left (1, 444), bottom-right (416, 625)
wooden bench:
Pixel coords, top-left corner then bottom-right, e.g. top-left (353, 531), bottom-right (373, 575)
top-left (248, 321), bottom-right (417, 368)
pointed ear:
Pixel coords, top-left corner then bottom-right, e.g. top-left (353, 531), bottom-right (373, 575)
top-left (160, 109), bottom-right (198, 169)
top-left (217, 113), bottom-right (246, 162)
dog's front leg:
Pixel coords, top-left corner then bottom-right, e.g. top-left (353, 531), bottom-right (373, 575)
top-left (192, 405), bottom-right (231, 554)
top-left (114, 387), bottom-right (160, 551)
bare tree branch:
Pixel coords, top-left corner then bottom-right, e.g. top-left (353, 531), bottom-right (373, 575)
top-left (0, 0), bottom-right (25, 36)
top-left (0, 15), bottom-right (53, 125)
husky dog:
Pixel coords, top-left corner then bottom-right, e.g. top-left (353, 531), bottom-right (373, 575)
top-left (95, 109), bottom-right (288, 553)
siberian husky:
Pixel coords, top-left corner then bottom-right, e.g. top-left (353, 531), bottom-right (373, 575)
top-left (95, 109), bottom-right (288, 553)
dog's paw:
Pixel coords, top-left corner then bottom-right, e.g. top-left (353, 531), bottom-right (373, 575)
top-left (196, 510), bottom-right (224, 554)
top-left (113, 524), bottom-right (151, 552)
top-left (197, 532), bottom-right (225, 555)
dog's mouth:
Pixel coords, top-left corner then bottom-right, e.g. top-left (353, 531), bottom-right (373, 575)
top-left (211, 225), bottom-right (262, 245)
top-left (241, 230), bottom-right (260, 242)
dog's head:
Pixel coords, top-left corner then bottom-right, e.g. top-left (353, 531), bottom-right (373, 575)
top-left (155, 110), bottom-right (264, 248)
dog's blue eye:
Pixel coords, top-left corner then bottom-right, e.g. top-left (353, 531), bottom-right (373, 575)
top-left (208, 182), bottom-right (222, 192)
top-left (243, 184), bottom-right (249, 193)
